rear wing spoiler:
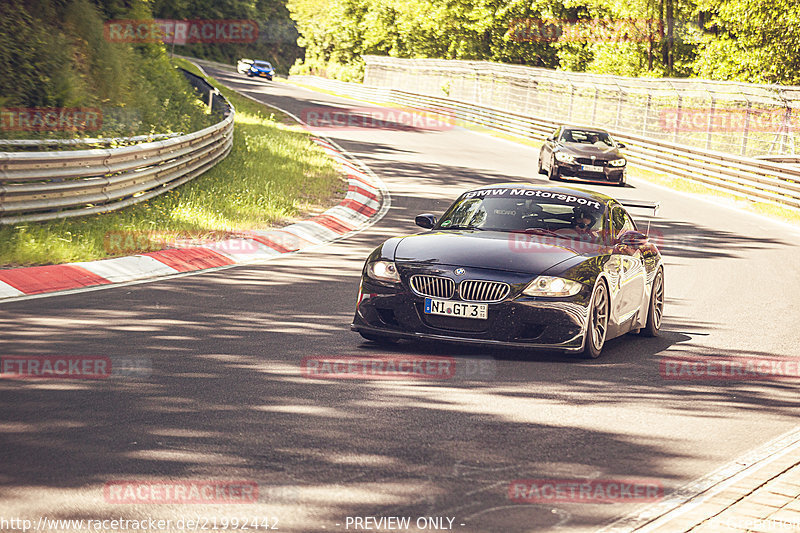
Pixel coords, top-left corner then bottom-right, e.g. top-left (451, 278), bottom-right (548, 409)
top-left (618, 199), bottom-right (660, 215)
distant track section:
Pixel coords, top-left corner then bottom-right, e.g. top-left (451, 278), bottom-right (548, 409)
top-left (290, 74), bottom-right (800, 210)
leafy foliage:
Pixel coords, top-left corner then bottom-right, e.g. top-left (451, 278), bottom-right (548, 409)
top-left (0, 0), bottom-right (213, 140)
top-left (287, 0), bottom-right (799, 84)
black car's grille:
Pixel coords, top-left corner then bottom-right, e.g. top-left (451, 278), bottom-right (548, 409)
top-left (575, 158), bottom-right (609, 166)
top-left (410, 275), bottom-right (455, 299)
top-left (459, 280), bottom-right (510, 302)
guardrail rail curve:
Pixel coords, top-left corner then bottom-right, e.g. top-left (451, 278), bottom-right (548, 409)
top-left (0, 69), bottom-right (234, 224)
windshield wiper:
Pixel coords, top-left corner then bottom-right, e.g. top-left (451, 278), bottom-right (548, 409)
top-left (521, 228), bottom-right (562, 237)
top-left (442, 225), bottom-right (484, 231)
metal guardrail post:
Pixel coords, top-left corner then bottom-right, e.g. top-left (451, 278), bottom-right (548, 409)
top-left (707, 96), bottom-right (716, 150)
top-left (741, 99), bottom-right (752, 156)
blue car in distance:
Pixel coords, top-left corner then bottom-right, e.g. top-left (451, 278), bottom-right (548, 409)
top-left (247, 60), bottom-right (274, 81)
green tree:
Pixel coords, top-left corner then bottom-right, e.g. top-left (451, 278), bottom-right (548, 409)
top-left (692, 0), bottom-right (800, 84)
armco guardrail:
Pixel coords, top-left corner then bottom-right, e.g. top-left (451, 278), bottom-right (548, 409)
top-left (0, 69), bottom-right (233, 224)
top-left (363, 55), bottom-right (800, 158)
top-left (290, 75), bottom-right (800, 209)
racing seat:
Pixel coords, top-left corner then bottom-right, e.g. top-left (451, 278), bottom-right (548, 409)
top-left (483, 208), bottom-right (527, 231)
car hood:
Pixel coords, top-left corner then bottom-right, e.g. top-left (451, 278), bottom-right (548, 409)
top-left (561, 144), bottom-right (621, 158)
top-left (393, 231), bottom-right (593, 274)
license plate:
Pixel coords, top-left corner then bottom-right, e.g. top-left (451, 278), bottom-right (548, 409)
top-left (260, 73), bottom-right (267, 77)
top-left (581, 164), bottom-right (604, 173)
top-left (424, 298), bottom-right (488, 320)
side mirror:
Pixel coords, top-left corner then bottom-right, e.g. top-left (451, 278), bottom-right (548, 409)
top-left (616, 142), bottom-right (626, 148)
top-left (618, 230), bottom-right (648, 247)
top-left (546, 135), bottom-right (555, 142)
top-left (415, 214), bottom-right (437, 229)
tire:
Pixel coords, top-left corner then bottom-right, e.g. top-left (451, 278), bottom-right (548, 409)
top-left (616, 174), bottom-right (626, 186)
top-left (548, 157), bottom-right (560, 181)
top-left (538, 153), bottom-right (547, 175)
top-left (359, 332), bottom-right (398, 345)
top-left (640, 268), bottom-right (664, 337)
top-left (580, 280), bottom-right (609, 359)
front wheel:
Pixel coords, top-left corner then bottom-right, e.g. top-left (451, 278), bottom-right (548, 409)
top-left (538, 153), bottom-right (547, 175)
top-left (580, 280), bottom-right (609, 359)
top-left (548, 158), bottom-right (560, 181)
top-left (640, 269), bottom-right (664, 337)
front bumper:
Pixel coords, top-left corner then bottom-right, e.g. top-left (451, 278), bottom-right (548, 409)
top-left (555, 161), bottom-right (626, 183)
top-left (352, 272), bottom-right (592, 352)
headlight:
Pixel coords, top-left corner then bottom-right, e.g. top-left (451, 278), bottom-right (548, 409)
top-left (609, 158), bottom-right (626, 167)
top-left (554, 152), bottom-right (575, 164)
top-left (367, 261), bottom-right (401, 283)
top-left (522, 276), bottom-right (583, 297)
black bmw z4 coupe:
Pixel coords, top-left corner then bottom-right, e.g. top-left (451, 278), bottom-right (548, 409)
top-left (351, 184), bottom-right (664, 358)
top-left (538, 126), bottom-right (628, 186)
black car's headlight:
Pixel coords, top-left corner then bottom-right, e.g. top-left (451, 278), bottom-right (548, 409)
top-left (554, 152), bottom-right (576, 164)
top-left (609, 158), bottom-right (626, 167)
top-left (523, 276), bottom-right (582, 297)
top-left (367, 261), bottom-right (401, 283)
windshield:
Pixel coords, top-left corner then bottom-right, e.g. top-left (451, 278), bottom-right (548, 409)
top-left (254, 61), bottom-right (272, 68)
top-left (560, 129), bottom-right (615, 148)
top-left (436, 188), bottom-right (605, 237)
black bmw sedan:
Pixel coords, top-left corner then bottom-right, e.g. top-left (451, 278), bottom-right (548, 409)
top-left (538, 126), bottom-right (628, 185)
top-left (351, 184), bottom-right (664, 358)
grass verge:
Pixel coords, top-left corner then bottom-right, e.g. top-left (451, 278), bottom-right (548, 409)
top-left (630, 166), bottom-right (800, 226)
top-left (0, 60), bottom-right (344, 268)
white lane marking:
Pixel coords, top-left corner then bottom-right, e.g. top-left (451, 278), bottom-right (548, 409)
top-left (598, 424), bottom-right (800, 532)
top-left (344, 191), bottom-right (381, 210)
top-left (73, 255), bottom-right (180, 283)
top-left (200, 239), bottom-right (283, 261)
top-left (281, 221), bottom-right (340, 243)
top-left (0, 280), bottom-right (25, 298)
top-left (323, 205), bottom-right (371, 227)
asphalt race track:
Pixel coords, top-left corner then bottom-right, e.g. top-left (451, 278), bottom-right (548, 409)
top-left (1, 64), bottom-right (800, 532)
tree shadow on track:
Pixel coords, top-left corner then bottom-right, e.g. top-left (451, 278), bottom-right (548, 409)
top-left (1, 259), bottom-right (798, 532)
